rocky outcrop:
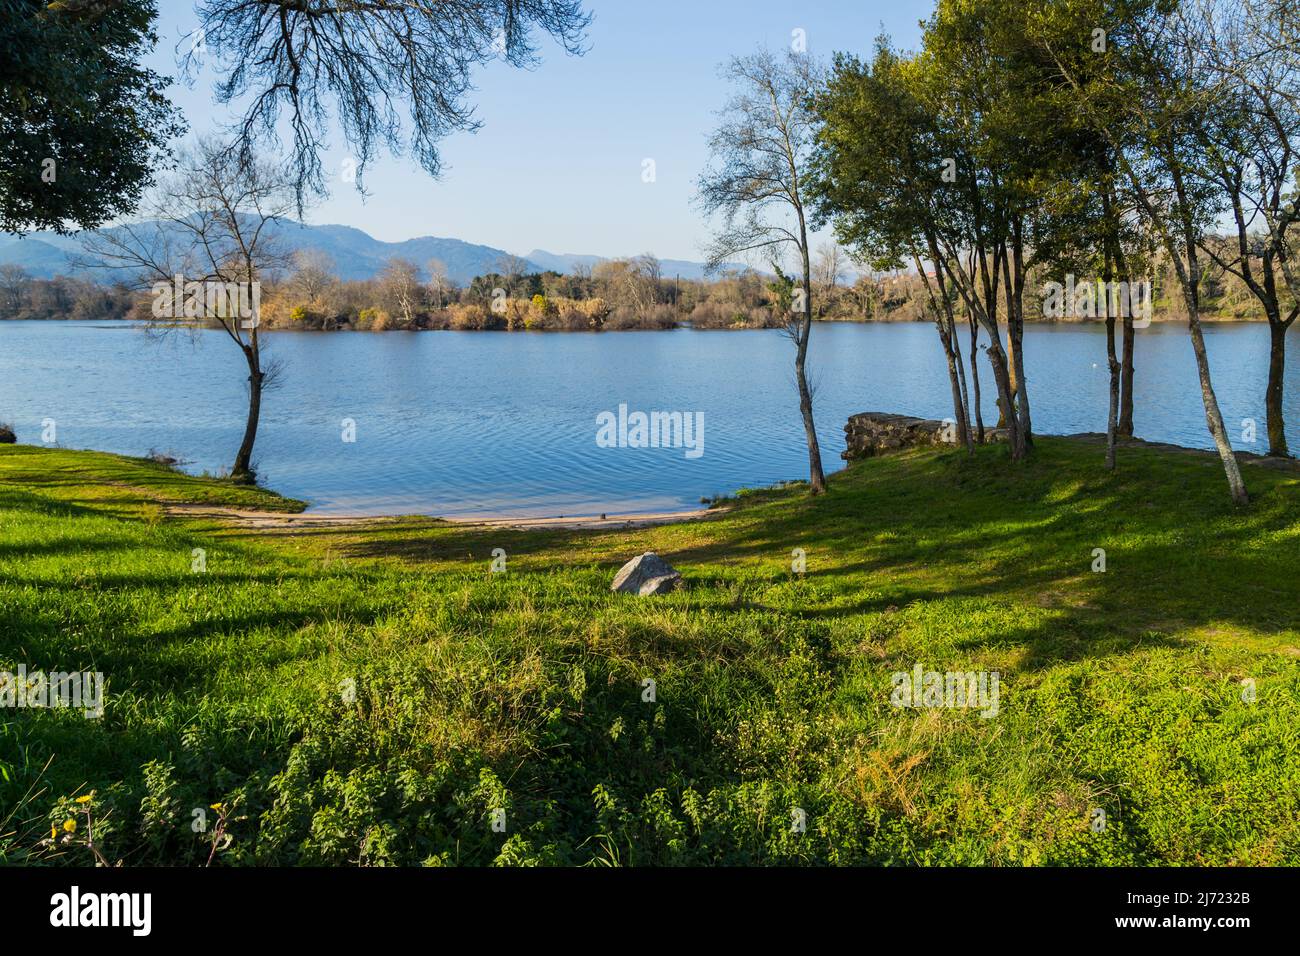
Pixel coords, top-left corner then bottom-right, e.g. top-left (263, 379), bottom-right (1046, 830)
top-left (843, 412), bottom-right (1007, 461)
top-left (611, 552), bottom-right (682, 595)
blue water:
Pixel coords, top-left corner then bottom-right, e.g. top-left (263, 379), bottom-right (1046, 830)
top-left (1, 320), bottom-right (1296, 515)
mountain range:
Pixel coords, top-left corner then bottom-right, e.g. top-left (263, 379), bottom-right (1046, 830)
top-left (0, 220), bottom-right (737, 285)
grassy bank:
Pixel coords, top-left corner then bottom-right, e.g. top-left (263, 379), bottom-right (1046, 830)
top-left (1, 439), bottom-right (1297, 865)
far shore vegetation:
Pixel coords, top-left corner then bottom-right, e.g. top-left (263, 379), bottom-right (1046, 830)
top-left (0, 240), bottom-right (1291, 333)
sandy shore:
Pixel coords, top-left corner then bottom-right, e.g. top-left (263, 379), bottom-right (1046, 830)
top-left (163, 502), bottom-right (719, 530)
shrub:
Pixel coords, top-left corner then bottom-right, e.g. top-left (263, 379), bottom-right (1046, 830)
top-left (448, 303), bottom-right (488, 330)
top-left (688, 301), bottom-right (732, 328)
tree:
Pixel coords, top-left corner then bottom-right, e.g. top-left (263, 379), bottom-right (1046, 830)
top-left (0, 264), bottom-right (28, 314)
top-left (592, 258), bottom-right (658, 315)
top-left (426, 258), bottom-right (450, 310)
top-left (378, 257), bottom-right (422, 327)
top-left (81, 140), bottom-right (299, 483)
top-left (1031, 0), bottom-right (1249, 502)
top-left (288, 249), bottom-right (336, 303)
top-left (917, 0), bottom-right (1050, 460)
top-left (698, 47), bottom-right (828, 494)
top-left (814, 242), bottom-right (846, 293)
top-left (810, 40), bottom-right (974, 454)
top-left (494, 254), bottom-right (530, 297)
top-left (1008, 7), bottom-right (1150, 468)
top-left (191, 0), bottom-right (591, 209)
top-left (0, 0), bottom-right (181, 234)
top-left (1190, 0), bottom-right (1300, 457)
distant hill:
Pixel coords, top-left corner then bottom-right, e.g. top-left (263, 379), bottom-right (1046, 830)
top-left (0, 221), bottom-right (540, 285)
top-left (264, 223), bottom-right (543, 283)
top-left (0, 235), bottom-right (79, 276)
top-left (525, 249), bottom-right (754, 281)
top-left (0, 222), bottom-right (737, 285)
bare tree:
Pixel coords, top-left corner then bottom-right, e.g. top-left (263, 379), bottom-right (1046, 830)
top-left (0, 264), bottom-right (28, 314)
top-left (698, 47), bottom-right (827, 494)
top-left (815, 242), bottom-right (846, 291)
top-left (289, 248), bottom-right (336, 303)
top-left (80, 140), bottom-right (299, 483)
top-left (494, 253), bottom-right (530, 296)
top-left (378, 257), bottom-right (422, 326)
top-left (188, 0), bottom-right (591, 209)
top-left (592, 258), bottom-right (654, 314)
top-left (635, 252), bottom-right (662, 287)
top-left (426, 258), bottom-right (449, 309)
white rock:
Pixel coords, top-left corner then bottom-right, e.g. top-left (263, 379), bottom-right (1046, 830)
top-left (610, 552), bottom-right (682, 595)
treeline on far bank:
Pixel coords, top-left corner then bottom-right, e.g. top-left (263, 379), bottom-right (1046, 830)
top-left (0, 242), bottom-right (1284, 330)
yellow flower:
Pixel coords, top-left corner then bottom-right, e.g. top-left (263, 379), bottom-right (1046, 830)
top-left (210, 802), bottom-right (224, 812)
top-left (62, 819), bottom-right (77, 833)
top-left (50, 824), bottom-right (57, 840)
top-left (75, 794), bottom-right (93, 804)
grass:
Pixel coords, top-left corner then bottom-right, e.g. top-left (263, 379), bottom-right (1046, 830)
top-left (0, 438), bottom-right (1297, 866)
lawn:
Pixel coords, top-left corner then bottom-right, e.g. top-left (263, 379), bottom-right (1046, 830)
top-left (0, 438), bottom-right (1297, 865)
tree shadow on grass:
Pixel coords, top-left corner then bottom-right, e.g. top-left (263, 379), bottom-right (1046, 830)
top-left (285, 440), bottom-right (1300, 679)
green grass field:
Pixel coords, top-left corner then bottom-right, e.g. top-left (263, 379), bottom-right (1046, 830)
top-left (1, 438), bottom-right (1297, 865)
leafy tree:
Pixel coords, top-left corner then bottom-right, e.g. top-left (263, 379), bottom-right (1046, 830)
top-left (1030, 0), bottom-right (1249, 502)
top-left (915, 0), bottom-right (1047, 459)
top-left (0, 0), bottom-right (181, 234)
top-left (1188, 0), bottom-right (1300, 457)
top-left (810, 39), bottom-right (975, 454)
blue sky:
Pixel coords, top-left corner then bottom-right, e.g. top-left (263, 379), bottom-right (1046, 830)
top-left (147, 0), bottom-right (932, 261)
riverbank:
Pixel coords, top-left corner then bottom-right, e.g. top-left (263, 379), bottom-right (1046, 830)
top-left (160, 499), bottom-right (719, 530)
top-left (2, 437), bottom-right (1297, 865)
top-left (0, 312), bottom-right (1278, 329)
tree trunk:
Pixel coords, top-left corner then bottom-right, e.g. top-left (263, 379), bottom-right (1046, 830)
top-left (968, 316), bottom-right (985, 443)
top-left (1106, 319), bottom-right (1120, 471)
top-left (1118, 314), bottom-right (1136, 437)
top-left (796, 271), bottom-right (826, 494)
top-left (1187, 314), bottom-right (1247, 502)
top-left (984, 333), bottom-right (1024, 459)
top-left (1103, 245), bottom-right (1119, 471)
top-left (1166, 170), bottom-right (1248, 504)
top-left (1114, 232), bottom-right (1135, 438)
top-left (232, 347), bottom-right (263, 483)
top-left (938, 317), bottom-right (971, 452)
top-left (1010, 320), bottom-right (1031, 447)
top-left (1266, 318), bottom-right (1290, 458)
top-left (919, 244), bottom-right (972, 454)
top-left (1001, 328), bottom-right (1017, 430)
top-left (952, 313), bottom-right (974, 455)
top-left (1008, 231), bottom-right (1032, 448)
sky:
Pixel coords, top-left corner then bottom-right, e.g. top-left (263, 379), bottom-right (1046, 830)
top-left (144, 0), bottom-right (933, 262)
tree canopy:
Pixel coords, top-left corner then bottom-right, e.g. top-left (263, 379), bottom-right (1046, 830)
top-left (0, 0), bottom-right (182, 234)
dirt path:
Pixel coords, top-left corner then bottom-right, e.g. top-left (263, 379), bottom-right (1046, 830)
top-left (162, 501), bottom-right (721, 531)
